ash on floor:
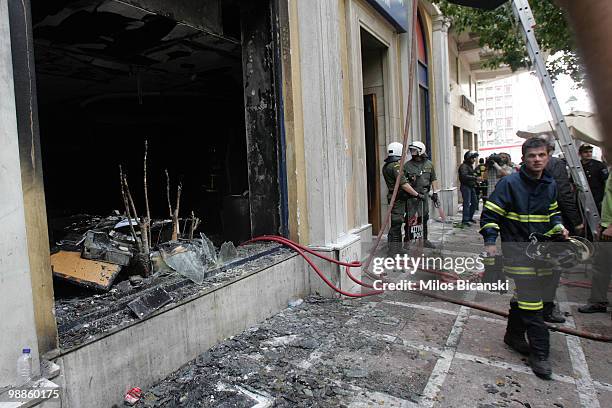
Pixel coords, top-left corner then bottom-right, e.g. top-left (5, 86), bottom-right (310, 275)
top-left (135, 296), bottom-right (434, 407)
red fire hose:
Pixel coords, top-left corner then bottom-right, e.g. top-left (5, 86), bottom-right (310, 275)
top-left (243, 235), bottom-right (612, 343)
top-left (244, 236), bottom-right (382, 297)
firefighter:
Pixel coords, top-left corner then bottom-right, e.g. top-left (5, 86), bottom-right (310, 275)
top-left (403, 141), bottom-right (439, 249)
top-left (382, 142), bottom-right (423, 256)
top-left (480, 138), bottom-right (569, 380)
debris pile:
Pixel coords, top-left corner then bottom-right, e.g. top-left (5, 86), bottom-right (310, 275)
top-left (50, 141), bottom-right (239, 294)
top-left (51, 214), bottom-right (238, 291)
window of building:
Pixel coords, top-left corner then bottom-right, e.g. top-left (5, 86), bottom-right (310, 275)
top-left (497, 118), bottom-right (503, 127)
top-left (496, 108), bottom-right (503, 117)
top-left (505, 95), bottom-right (512, 106)
top-left (495, 96), bottom-right (502, 105)
top-left (486, 97), bottom-right (493, 107)
top-left (487, 119), bottom-right (494, 128)
top-left (506, 118), bottom-right (513, 128)
top-left (456, 57), bottom-right (459, 83)
top-left (416, 13), bottom-right (432, 155)
top-left (496, 86), bottom-right (502, 94)
top-left (469, 75), bottom-right (472, 97)
top-left (505, 85), bottom-right (512, 94)
top-left (487, 109), bottom-right (493, 118)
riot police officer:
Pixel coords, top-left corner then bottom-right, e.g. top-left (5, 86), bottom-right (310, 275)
top-left (403, 141), bottom-right (439, 249)
top-left (382, 142), bottom-right (423, 256)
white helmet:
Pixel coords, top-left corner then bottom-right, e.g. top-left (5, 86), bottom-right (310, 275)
top-left (408, 141), bottom-right (426, 156)
top-left (387, 142), bottom-right (403, 157)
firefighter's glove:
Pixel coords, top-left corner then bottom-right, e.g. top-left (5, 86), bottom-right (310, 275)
top-left (431, 192), bottom-right (440, 208)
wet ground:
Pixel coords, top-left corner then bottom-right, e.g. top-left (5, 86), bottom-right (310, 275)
top-left (132, 214), bottom-right (612, 408)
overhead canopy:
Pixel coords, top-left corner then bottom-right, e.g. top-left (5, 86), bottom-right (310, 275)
top-left (516, 111), bottom-right (603, 147)
top-left (445, 0), bottom-right (509, 10)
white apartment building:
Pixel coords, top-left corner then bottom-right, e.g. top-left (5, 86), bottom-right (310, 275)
top-left (477, 76), bottom-right (530, 163)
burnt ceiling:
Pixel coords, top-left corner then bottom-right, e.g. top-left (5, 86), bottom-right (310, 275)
top-left (32, 0), bottom-right (242, 105)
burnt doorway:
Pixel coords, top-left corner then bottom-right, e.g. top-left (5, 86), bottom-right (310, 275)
top-left (363, 94), bottom-right (381, 234)
top-left (360, 28), bottom-right (387, 234)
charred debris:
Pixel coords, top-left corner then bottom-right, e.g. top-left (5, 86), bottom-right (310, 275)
top-left (50, 141), bottom-right (239, 303)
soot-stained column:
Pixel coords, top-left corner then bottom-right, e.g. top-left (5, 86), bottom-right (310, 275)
top-left (8, 0), bottom-right (58, 354)
top-left (241, 0), bottom-right (283, 237)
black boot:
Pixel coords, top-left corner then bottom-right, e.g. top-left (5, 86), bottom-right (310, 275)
top-left (403, 239), bottom-right (410, 250)
top-left (423, 240), bottom-right (437, 249)
top-left (543, 302), bottom-right (566, 323)
top-left (422, 219), bottom-right (436, 248)
top-left (578, 303), bottom-right (608, 313)
top-left (529, 353), bottom-right (552, 380)
top-left (521, 309), bottom-right (552, 379)
top-left (504, 305), bottom-right (529, 355)
top-left (504, 333), bottom-right (530, 355)
top-left (387, 242), bottom-right (409, 257)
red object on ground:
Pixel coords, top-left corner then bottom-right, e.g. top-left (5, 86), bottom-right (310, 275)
top-left (124, 387), bottom-right (143, 405)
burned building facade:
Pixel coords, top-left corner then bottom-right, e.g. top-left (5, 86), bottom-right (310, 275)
top-left (0, 0), bottom-right (457, 406)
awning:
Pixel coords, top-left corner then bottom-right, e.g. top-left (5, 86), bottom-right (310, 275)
top-left (515, 111), bottom-right (603, 147)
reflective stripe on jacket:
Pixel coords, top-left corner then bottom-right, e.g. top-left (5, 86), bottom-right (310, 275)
top-left (480, 166), bottom-right (564, 245)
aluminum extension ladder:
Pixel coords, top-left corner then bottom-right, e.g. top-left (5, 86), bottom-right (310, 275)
top-left (511, 0), bottom-right (601, 235)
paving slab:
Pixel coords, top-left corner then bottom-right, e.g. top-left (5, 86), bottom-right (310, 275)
top-left (456, 314), bottom-right (574, 378)
top-left (437, 358), bottom-right (581, 408)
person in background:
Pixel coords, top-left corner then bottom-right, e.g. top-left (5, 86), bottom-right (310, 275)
top-left (458, 151), bottom-right (479, 227)
top-left (578, 171), bottom-right (612, 314)
top-left (403, 141), bottom-right (439, 249)
top-left (579, 144), bottom-right (609, 214)
top-left (500, 153), bottom-right (518, 173)
top-left (540, 135), bottom-right (584, 235)
top-left (486, 153), bottom-right (513, 198)
top-left (382, 142), bottom-right (423, 256)
top-left (537, 135), bottom-right (584, 323)
top-left (474, 158), bottom-right (488, 206)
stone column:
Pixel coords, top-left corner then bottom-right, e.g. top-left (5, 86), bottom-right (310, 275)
top-left (0, 0), bottom-right (40, 385)
top-left (296, 0), bottom-right (348, 246)
top-left (431, 15), bottom-right (456, 216)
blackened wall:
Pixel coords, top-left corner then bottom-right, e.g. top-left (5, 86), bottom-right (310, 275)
top-left (240, 0), bottom-right (284, 237)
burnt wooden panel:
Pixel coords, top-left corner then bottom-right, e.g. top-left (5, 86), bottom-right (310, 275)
top-left (240, 0), bottom-right (282, 237)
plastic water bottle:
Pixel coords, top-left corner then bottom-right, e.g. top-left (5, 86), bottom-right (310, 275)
top-left (16, 348), bottom-right (32, 386)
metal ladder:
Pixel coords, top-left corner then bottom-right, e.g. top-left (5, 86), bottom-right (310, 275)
top-left (511, 0), bottom-right (601, 235)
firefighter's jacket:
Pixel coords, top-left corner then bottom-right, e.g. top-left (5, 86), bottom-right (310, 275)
top-left (480, 166), bottom-right (564, 275)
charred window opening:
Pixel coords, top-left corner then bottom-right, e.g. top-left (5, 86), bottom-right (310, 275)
top-left (25, 0), bottom-right (284, 347)
top-left (34, 0), bottom-right (249, 241)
